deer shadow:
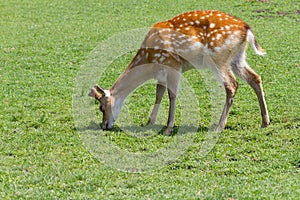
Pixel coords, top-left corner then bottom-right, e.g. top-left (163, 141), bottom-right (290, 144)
top-left (77, 121), bottom-right (213, 136)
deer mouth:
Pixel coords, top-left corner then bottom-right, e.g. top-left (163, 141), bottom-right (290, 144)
top-left (102, 120), bottom-right (114, 130)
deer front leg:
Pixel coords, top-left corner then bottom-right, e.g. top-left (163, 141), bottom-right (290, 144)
top-left (163, 67), bottom-right (181, 135)
top-left (147, 83), bottom-right (166, 125)
top-left (164, 88), bottom-right (177, 135)
top-left (216, 71), bottom-right (238, 131)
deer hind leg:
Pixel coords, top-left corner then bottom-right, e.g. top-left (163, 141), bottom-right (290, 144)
top-left (231, 58), bottom-right (270, 128)
top-left (146, 83), bottom-right (166, 125)
top-left (216, 70), bottom-right (239, 131)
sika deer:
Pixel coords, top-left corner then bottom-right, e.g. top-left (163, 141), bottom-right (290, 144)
top-left (89, 10), bottom-right (270, 135)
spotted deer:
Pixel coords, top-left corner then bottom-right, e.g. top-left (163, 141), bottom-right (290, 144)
top-left (89, 10), bottom-right (270, 135)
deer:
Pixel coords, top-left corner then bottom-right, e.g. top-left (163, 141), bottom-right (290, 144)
top-left (89, 10), bottom-right (270, 135)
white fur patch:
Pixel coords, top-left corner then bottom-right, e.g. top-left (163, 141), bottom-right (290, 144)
top-left (104, 90), bottom-right (111, 97)
top-left (209, 23), bottom-right (216, 28)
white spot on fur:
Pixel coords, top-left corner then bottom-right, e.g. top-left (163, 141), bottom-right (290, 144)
top-left (209, 23), bottom-right (216, 28)
top-left (159, 56), bottom-right (166, 62)
top-left (225, 39), bottom-right (231, 45)
top-left (162, 52), bottom-right (170, 57)
top-left (164, 40), bottom-right (172, 45)
top-left (234, 30), bottom-right (241, 35)
top-left (214, 46), bottom-right (221, 52)
top-left (179, 39), bottom-right (187, 44)
top-left (154, 53), bottom-right (161, 57)
top-left (152, 59), bottom-right (158, 64)
top-left (190, 41), bottom-right (203, 50)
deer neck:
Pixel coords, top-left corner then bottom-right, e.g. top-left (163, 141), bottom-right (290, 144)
top-left (109, 51), bottom-right (159, 120)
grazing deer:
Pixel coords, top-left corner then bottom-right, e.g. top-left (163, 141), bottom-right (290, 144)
top-left (89, 10), bottom-right (270, 135)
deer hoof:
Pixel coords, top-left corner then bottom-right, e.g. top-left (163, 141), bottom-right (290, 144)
top-left (146, 118), bottom-right (155, 126)
top-left (164, 127), bottom-right (173, 136)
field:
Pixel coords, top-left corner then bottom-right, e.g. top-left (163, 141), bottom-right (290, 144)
top-left (1, 0), bottom-right (299, 199)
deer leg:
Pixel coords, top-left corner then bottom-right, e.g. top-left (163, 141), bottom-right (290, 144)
top-left (216, 71), bottom-right (238, 131)
top-left (164, 69), bottom-right (181, 135)
top-left (164, 88), bottom-right (177, 135)
top-left (147, 83), bottom-right (166, 125)
top-left (232, 64), bottom-right (270, 128)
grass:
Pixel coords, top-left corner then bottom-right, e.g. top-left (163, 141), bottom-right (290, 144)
top-left (1, 0), bottom-right (299, 199)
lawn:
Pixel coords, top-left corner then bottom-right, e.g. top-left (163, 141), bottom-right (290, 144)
top-left (0, 0), bottom-right (299, 199)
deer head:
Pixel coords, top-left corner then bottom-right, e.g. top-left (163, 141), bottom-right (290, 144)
top-left (89, 85), bottom-right (115, 130)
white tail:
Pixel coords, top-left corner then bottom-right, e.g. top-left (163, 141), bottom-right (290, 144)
top-left (247, 30), bottom-right (266, 56)
top-left (89, 10), bottom-right (270, 134)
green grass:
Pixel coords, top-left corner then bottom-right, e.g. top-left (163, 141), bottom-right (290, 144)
top-left (1, 0), bottom-right (299, 199)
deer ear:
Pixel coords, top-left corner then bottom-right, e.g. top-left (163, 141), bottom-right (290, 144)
top-left (94, 85), bottom-right (106, 96)
top-left (88, 87), bottom-right (101, 100)
top-left (94, 84), bottom-right (111, 97)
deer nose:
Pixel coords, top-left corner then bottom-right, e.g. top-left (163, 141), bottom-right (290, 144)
top-left (102, 121), bottom-right (114, 130)
top-left (102, 121), bottom-right (108, 130)
top-left (106, 122), bottom-right (114, 130)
